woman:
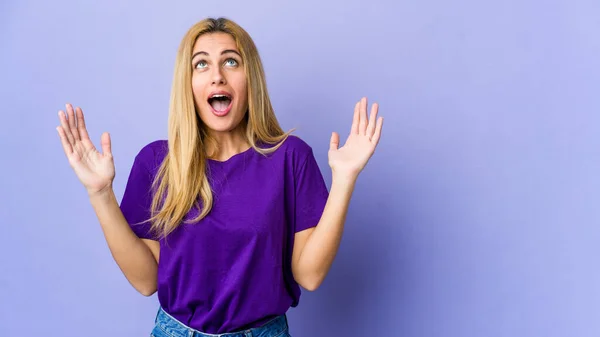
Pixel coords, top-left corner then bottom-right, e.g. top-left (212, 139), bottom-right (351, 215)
top-left (56, 17), bottom-right (383, 337)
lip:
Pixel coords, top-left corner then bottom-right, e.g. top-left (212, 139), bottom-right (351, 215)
top-left (208, 90), bottom-right (233, 99)
top-left (207, 90), bottom-right (233, 117)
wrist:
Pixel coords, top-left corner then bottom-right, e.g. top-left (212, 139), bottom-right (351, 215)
top-left (88, 185), bottom-right (115, 202)
top-left (331, 172), bottom-right (358, 187)
top-left (331, 169), bottom-right (358, 183)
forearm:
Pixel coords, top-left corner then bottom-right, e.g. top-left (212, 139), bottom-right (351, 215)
top-left (89, 188), bottom-right (158, 295)
top-left (296, 175), bottom-right (356, 289)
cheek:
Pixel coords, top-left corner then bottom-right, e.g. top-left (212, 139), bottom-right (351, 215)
top-left (191, 76), bottom-right (204, 96)
top-left (234, 78), bottom-right (248, 105)
top-left (191, 78), bottom-right (207, 109)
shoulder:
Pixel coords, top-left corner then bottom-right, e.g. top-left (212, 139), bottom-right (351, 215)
top-left (268, 135), bottom-right (321, 172)
top-left (134, 139), bottom-right (168, 169)
top-left (276, 134), bottom-right (315, 158)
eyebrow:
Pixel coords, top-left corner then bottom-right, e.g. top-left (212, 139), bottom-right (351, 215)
top-left (191, 49), bottom-right (241, 59)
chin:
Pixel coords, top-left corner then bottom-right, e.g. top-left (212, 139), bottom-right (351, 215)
top-left (202, 117), bottom-right (245, 134)
top-left (205, 125), bottom-right (238, 133)
top-left (198, 108), bottom-right (246, 133)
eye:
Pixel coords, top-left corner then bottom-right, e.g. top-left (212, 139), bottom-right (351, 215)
top-left (224, 58), bottom-right (238, 67)
top-left (195, 60), bottom-right (208, 69)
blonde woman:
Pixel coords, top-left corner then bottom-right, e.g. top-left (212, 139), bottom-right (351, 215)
top-left (56, 17), bottom-right (383, 337)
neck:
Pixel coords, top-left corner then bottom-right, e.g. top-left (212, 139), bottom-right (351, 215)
top-left (205, 125), bottom-right (250, 162)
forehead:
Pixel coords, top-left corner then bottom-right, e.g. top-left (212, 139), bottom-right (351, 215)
top-left (192, 32), bottom-right (238, 54)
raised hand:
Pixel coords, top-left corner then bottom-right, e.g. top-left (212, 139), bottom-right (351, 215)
top-left (328, 97), bottom-right (383, 180)
top-left (56, 104), bottom-right (115, 196)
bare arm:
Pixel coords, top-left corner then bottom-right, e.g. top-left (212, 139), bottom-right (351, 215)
top-left (292, 97), bottom-right (383, 291)
top-left (89, 189), bottom-right (159, 296)
top-left (56, 103), bottom-right (158, 296)
top-left (292, 177), bottom-right (354, 291)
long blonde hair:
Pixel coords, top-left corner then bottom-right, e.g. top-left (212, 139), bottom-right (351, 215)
top-left (146, 17), bottom-right (292, 239)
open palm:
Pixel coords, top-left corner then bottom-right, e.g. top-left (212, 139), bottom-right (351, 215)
top-left (56, 104), bottom-right (115, 195)
top-left (329, 97), bottom-right (383, 178)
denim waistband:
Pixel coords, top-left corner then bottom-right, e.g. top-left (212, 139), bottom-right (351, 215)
top-left (154, 307), bottom-right (289, 337)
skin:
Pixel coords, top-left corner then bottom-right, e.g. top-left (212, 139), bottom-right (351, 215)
top-left (191, 32), bottom-right (250, 161)
top-left (55, 32), bottom-right (383, 295)
top-left (292, 97), bottom-right (383, 290)
top-left (56, 104), bottom-right (159, 295)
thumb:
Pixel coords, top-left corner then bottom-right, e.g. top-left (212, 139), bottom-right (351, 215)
top-left (329, 132), bottom-right (339, 151)
top-left (101, 132), bottom-right (112, 156)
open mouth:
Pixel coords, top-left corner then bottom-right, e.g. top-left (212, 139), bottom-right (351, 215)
top-left (208, 93), bottom-right (233, 114)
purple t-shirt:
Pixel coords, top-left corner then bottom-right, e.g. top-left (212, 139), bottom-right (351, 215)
top-left (119, 135), bottom-right (329, 334)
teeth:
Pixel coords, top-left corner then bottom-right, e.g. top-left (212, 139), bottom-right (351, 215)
top-left (211, 94), bottom-right (229, 98)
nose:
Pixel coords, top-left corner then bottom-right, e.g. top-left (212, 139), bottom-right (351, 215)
top-left (211, 67), bottom-right (227, 85)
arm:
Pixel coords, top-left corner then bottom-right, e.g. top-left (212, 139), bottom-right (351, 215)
top-left (90, 189), bottom-right (159, 296)
top-left (292, 97), bottom-right (383, 291)
top-left (56, 103), bottom-right (158, 296)
top-left (292, 176), bottom-right (355, 291)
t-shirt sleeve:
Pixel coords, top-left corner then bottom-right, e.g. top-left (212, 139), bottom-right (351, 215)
top-left (119, 147), bottom-right (156, 240)
top-left (294, 148), bottom-right (330, 233)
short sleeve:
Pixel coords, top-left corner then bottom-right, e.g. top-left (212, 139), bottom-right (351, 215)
top-left (294, 148), bottom-right (330, 233)
top-left (119, 147), bottom-right (156, 240)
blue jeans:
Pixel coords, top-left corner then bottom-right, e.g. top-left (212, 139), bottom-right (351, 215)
top-left (150, 307), bottom-right (292, 337)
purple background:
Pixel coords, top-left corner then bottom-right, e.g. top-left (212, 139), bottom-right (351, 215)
top-left (2, 0), bottom-right (600, 336)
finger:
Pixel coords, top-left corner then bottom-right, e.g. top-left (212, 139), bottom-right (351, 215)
top-left (371, 117), bottom-right (384, 145)
top-left (329, 132), bottom-right (339, 151)
top-left (101, 132), bottom-right (112, 156)
top-left (367, 102), bottom-right (379, 138)
top-left (56, 126), bottom-right (74, 155)
top-left (359, 97), bottom-right (368, 135)
top-left (76, 107), bottom-right (91, 141)
top-left (351, 101), bottom-right (360, 135)
top-left (58, 110), bottom-right (75, 145)
top-left (66, 103), bottom-right (81, 141)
